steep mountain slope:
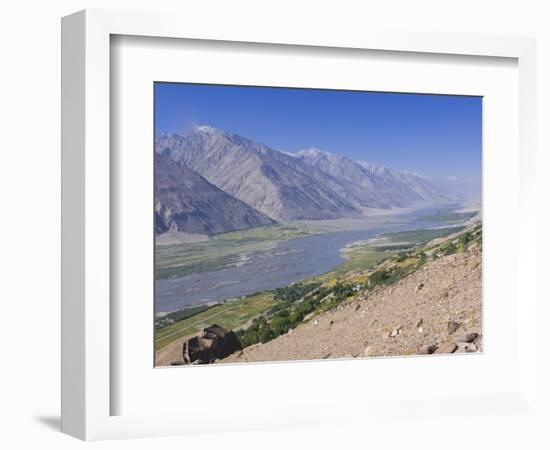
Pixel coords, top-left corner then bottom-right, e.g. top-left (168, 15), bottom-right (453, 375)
top-left (156, 127), bottom-right (362, 221)
top-left (155, 152), bottom-right (275, 235)
top-left (296, 149), bottom-right (428, 207)
top-left (322, 156), bottom-right (456, 205)
top-left (361, 161), bottom-right (471, 203)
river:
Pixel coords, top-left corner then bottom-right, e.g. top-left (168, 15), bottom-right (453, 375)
top-left (155, 206), bottom-right (458, 313)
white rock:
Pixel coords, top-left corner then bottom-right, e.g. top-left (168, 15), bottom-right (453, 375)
top-left (390, 326), bottom-right (401, 337)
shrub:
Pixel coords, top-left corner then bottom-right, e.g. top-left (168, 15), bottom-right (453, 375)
top-left (274, 281), bottom-right (322, 302)
top-left (369, 269), bottom-right (390, 287)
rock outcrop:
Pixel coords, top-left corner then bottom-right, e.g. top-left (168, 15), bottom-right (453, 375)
top-left (182, 324), bottom-right (242, 364)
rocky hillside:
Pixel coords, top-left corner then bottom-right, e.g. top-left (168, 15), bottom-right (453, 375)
top-left (155, 152), bottom-right (275, 235)
top-left (220, 237), bottom-right (482, 363)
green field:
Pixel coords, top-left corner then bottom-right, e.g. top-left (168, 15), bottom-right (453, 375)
top-left (415, 211), bottom-right (477, 223)
top-left (154, 292), bottom-right (277, 350)
top-left (155, 223), bottom-right (321, 279)
top-left (330, 247), bottom-right (399, 277)
top-left (327, 225), bottom-right (464, 278)
top-left (382, 226), bottom-right (465, 243)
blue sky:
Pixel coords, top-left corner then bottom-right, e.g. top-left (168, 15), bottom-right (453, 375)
top-left (155, 83), bottom-right (482, 179)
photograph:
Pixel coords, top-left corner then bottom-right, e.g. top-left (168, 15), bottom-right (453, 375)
top-left (154, 83), bottom-right (483, 367)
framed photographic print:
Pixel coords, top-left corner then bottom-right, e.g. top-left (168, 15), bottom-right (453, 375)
top-left (62, 9), bottom-right (538, 441)
top-left (153, 83), bottom-right (483, 367)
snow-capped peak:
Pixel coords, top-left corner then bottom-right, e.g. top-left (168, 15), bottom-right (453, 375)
top-left (195, 125), bottom-right (220, 134)
top-left (296, 148), bottom-right (331, 157)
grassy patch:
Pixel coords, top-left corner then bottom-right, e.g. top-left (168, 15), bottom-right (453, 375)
top-left (416, 211), bottom-right (477, 223)
top-left (383, 226), bottom-right (465, 244)
top-left (155, 305), bottom-right (211, 330)
top-left (329, 226), bottom-right (464, 279)
top-left (430, 224), bottom-right (482, 258)
top-left (154, 292), bottom-right (277, 351)
top-left (333, 248), bottom-right (400, 276)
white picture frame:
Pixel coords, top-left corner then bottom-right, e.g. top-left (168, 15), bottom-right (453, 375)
top-left (61, 9), bottom-right (538, 441)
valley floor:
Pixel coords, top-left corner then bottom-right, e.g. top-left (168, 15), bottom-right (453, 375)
top-left (155, 219), bottom-right (482, 366)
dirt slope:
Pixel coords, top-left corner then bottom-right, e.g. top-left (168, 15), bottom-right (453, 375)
top-left (220, 242), bottom-right (482, 364)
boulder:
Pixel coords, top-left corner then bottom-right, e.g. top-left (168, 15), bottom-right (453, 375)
top-left (389, 326), bottom-right (402, 337)
top-left (455, 342), bottom-right (477, 353)
top-left (418, 344), bottom-right (438, 355)
top-left (457, 332), bottom-right (480, 343)
top-left (182, 324), bottom-right (242, 364)
top-left (473, 334), bottom-right (483, 350)
top-left (434, 342), bottom-right (458, 354)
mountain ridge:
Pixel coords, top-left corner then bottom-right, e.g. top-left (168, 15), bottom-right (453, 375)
top-left (156, 127), bottom-right (362, 221)
top-left (155, 126), bottom-right (476, 234)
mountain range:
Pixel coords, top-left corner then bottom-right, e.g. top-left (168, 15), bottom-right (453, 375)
top-left (155, 126), bottom-right (476, 235)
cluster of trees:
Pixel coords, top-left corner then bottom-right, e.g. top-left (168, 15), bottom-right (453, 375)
top-left (155, 304), bottom-right (210, 330)
top-left (395, 252), bottom-right (409, 262)
top-left (368, 265), bottom-right (414, 288)
top-left (274, 281), bottom-right (322, 302)
top-left (368, 269), bottom-right (391, 287)
top-left (457, 228), bottom-right (480, 246)
top-left (236, 281), bottom-right (355, 348)
top-left (326, 282), bottom-right (356, 306)
top-left (236, 305), bottom-right (308, 347)
top-left (394, 249), bottom-right (427, 264)
top-left (437, 227), bottom-right (481, 257)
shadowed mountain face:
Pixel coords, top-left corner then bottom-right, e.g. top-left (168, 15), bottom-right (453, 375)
top-left (155, 152), bottom-right (275, 235)
top-left (155, 126), bottom-right (463, 228)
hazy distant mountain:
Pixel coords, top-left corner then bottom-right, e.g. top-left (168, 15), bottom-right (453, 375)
top-left (297, 149), bottom-right (415, 207)
top-left (424, 175), bottom-right (481, 203)
top-left (155, 152), bottom-right (275, 235)
top-left (357, 161), bottom-right (458, 204)
top-left (156, 126), bottom-right (361, 221)
top-left (297, 149), bottom-right (455, 206)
